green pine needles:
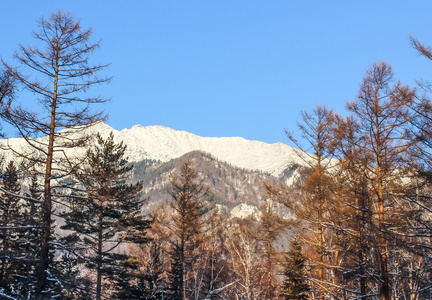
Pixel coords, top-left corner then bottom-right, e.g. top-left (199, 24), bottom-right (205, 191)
top-left (281, 238), bottom-right (310, 300)
top-left (61, 132), bottom-right (151, 299)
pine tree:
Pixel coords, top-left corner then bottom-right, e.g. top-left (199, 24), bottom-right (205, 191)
top-left (60, 132), bottom-right (150, 299)
top-left (11, 170), bottom-right (43, 299)
top-left (0, 161), bottom-right (23, 292)
top-left (281, 238), bottom-right (309, 300)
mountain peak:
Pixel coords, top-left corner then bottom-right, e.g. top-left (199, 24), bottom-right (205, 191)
top-left (87, 121), bottom-right (117, 134)
top-left (2, 122), bottom-right (305, 179)
top-left (89, 122), bottom-right (304, 177)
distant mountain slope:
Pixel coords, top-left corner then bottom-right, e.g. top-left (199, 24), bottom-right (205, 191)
top-left (1, 122), bottom-right (308, 185)
top-left (1, 122), bottom-right (306, 178)
top-left (0, 122), bottom-right (305, 217)
top-left (133, 151), bottom-right (281, 211)
top-left (87, 122), bottom-right (307, 176)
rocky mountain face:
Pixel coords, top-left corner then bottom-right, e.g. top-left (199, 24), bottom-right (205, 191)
top-left (133, 151), bottom-right (283, 213)
top-left (70, 122), bottom-right (306, 178)
top-left (0, 122), bottom-right (306, 217)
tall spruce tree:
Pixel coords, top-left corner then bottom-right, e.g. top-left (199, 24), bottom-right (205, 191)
top-left (0, 162), bottom-right (44, 299)
top-left (0, 161), bottom-right (23, 292)
top-left (281, 238), bottom-right (309, 300)
top-left (14, 171), bottom-right (43, 298)
top-left (60, 132), bottom-right (150, 300)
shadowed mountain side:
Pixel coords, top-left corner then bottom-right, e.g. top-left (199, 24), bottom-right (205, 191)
top-left (132, 150), bottom-right (283, 212)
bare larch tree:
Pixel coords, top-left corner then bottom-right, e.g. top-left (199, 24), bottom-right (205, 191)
top-left (1, 10), bottom-right (110, 299)
top-left (346, 61), bottom-right (415, 300)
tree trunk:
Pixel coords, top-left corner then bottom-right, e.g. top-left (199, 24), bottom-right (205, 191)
top-left (96, 204), bottom-right (103, 300)
top-left (36, 52), bottom-right (59, 300)
top-left (318, 214), bottom-right (325, 300)
top-left (267, 238), bottom-right (272, 299)
top-left (378, 197), bottom-right (390, 300)
top-left (181, 237), bottom-right (185, 300)
top-left (377, 142), bottom-right (390, 300)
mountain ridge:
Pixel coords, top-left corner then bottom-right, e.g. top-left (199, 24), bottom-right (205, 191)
top-left (0, 122), bottom-right (301, 220)
top-left (93, 122), bottom-right (305, 177)
top-left (0, 121), bottom-right (306, 179)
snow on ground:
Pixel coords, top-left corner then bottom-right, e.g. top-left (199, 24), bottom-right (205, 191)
top-left (230, 203), bottom-right (261, 220)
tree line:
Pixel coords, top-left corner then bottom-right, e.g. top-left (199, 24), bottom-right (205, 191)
top-left (1, 8), bottom-right (432, 300)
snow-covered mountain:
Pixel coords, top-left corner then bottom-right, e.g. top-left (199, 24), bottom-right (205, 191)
top-left (73, 122), bottom-right (305, 178)
top-left (1, 122), bottom-right (306, 178)
top-left (0, 122), bottom-right (308, 184)
top-left (0, 122), bottom-right (307, 216)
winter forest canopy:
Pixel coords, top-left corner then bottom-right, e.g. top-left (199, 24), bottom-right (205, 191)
top-left (1, 9), bottom-right (432, 300)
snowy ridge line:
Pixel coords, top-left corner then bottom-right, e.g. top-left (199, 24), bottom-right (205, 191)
top-left (0, 122), bottom-right (307, 177)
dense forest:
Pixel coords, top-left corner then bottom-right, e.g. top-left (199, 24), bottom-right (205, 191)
top-left (1, 9), bottom-right (432, 300)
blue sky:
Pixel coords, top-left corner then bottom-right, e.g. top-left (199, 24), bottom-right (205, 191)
top-left (1, 1), bottom-right (432, 144)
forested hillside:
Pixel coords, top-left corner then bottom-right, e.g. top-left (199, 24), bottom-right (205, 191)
top-left (133, 151), bottom-right (283, 210)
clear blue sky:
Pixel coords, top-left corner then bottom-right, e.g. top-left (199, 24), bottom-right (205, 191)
top-left (2, 1), bottom-right (432, 144)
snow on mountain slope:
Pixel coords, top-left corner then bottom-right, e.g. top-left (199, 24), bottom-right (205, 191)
top-left (0, 122), bottom-right (307, 177)
top-left (108, 123), bottom-right (305, 177)
top-left (230, 203), bottom-right (261, 220)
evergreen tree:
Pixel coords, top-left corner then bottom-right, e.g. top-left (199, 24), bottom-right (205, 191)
top-left (109, 253), bottom-right (145, 299)
top-left (0, 163), bottom-right (44, 299)
top-left (168, 242), bottom-right (185, 300)
top-left (12, 170), bottom-right (43, 299)
top-left (0, 161), bottom-right (23, 293)
top-left (281, 238), bottom-right (309, 300)
top-left (60, 132), bottom-right (150, 299)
